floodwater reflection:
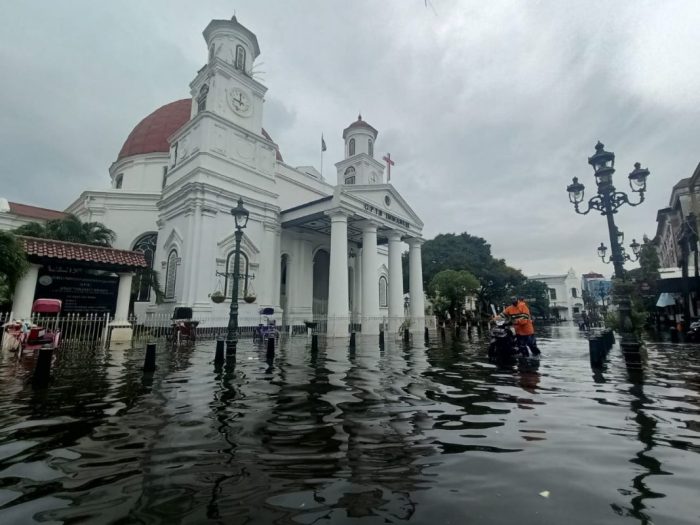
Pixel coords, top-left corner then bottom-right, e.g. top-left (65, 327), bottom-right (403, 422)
top-left (0, 325), bottom-right (698, 524)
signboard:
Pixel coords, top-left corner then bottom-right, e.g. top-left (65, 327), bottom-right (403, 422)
top-left (34, 265), bottom-right (120, 314)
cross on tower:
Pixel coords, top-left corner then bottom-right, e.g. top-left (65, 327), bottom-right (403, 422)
top-left (383, 153), bottom-right (395, 182)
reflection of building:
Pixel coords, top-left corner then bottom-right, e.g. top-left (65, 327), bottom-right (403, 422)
top-left (1, 17), bottom-right (426, 335)
top-left (529, 268), bottom-right (583, 320)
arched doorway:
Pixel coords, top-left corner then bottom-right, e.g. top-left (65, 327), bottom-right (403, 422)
top-left (312, 249), bottom-right (329, 319)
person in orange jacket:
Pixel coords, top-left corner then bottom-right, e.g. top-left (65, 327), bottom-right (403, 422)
top-left (503, 296), bottom-right (540, 355)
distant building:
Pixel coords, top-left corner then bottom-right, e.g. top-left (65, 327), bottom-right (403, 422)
top-left (529, 268), bottom-right (583, 320)
top-left (0, 198), bottom-right (66, 231)
top-left (581, 272), bottom-right (612, 307)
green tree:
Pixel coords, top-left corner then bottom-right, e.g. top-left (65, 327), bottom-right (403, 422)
top-left (0, 232), bottom-right (29, 308)
top-left (13, 214), bottom-right (115, 247)
top-left (626, 236), bottom-right (660, 320)
top-left (428, 269), bottom-right (480, 324)
top-left (513, 279), bottom-right (550, 317)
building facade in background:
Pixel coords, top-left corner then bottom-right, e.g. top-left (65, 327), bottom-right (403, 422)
top-left (529, 268), bottom-right (583, 321)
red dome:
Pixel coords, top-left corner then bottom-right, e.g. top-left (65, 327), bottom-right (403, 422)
top-left (117, 98), bottom-right (284, 162)
top-left (118, 99), bottom-right (192, 160)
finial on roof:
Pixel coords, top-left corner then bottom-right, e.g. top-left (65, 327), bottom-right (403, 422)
top-left (358, 113), bottom-right (362, 121)
top-left (231, 12), bottom-right (237, 22)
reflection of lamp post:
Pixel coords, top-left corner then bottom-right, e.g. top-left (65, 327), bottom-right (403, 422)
top-left (566, 142), bottom-right (650, 350)
top-left (226, 198), bottom-right (250, 350)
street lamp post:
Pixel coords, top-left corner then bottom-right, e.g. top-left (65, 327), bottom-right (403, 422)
top-left (226, 198), bottom-right (250, 351)
top-left (566, 142), bottom-right (650, 350)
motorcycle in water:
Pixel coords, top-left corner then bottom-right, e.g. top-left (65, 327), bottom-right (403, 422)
top-left (488, 318), bottom-right (539, 367)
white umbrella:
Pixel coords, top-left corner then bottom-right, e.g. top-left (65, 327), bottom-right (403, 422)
top-left (656, 293), bottom-right (676, 308)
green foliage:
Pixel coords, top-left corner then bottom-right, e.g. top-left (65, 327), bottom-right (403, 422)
top-left (13, 215), bottom-right (115, 247)
top-left (428, 269), bottom-right (480, 322)
top-left (0, 231), bottom-right (29, 307)
top-left (408, 232), bottom-right (526, 310)
top-left (625, 237), bottom-right (660, 319)
top-left (513, 279), bottom-right (550, 317)
top-left (605, 278), bottom-right (648, 331)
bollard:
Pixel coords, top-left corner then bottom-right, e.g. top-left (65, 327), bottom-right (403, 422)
top-left (143, 342), bottom-right (157, 372)
top-left (424, 326), bottom-right (429, 343)
top-left (226, 339), bottom-right (237, 355)
top-left (33, 345), bottom-right (54, 385)
top-left (349, 332), bottom-right (356, 348)
top-left (440, 326), bottom-right (446, 340)
top-left (311, 333), bottom-right (319, 351)
top-left (403, 328), bottom-right (410, 344)
top-left (267, 336), bottom-right (275, 361)
top-left (589, 337), bottom-right (604, 369)
top-left (215, 339), bottom-right (225, 364)
top-left (379, 330), bottom-right (385, 347)
top-left (670, 327), bottom-right (679, 343)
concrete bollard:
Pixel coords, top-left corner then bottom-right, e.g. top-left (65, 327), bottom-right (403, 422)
top-left (215, 339), bottom-right (225, 364)
top-left (311, 333), bottom-right (319, 351)
top-left (266, 336), bottom-right (275, 361)
top-left (424, 326), bottom-right (429, 343)
top-left (589, 337), bottom-right (604, 369)
top-left (379, 330), bottom-right (385, 347)
top-left (226, 339), bottom-right (237, 355)
top-left (349, 332), bottom-right (356, 348)
top-left (33, 345), bottom-right (54, 385)
top-left (143, 342), bottom-right (157, 372)
top-left (403, 328), bottom-right (410, 344)
top-left (440, 326), bottom-right (446, 340)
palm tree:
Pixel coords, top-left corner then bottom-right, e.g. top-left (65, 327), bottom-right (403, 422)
top-left (13, 214), bottom-right (115, 247)
top-left (0, 232), bottom-right (29, 307)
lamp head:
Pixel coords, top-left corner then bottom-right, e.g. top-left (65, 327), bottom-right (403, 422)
top-left (567, 177), bottom-right (585, 204)
top-left (628, 162), bottom-right (649, 193)
top-left (231, 197), bottom-right (250, 229)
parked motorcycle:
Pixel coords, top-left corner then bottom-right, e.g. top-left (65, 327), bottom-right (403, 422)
top-left (488, 318), bottom-right (538, 367)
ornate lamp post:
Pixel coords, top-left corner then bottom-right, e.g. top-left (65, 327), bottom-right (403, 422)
top-left (566, 142), bottom-right (650, 350)
top-left (226, 198), bottom-right (250, 351)
top-left (597, 234), bottom-right (642, 264)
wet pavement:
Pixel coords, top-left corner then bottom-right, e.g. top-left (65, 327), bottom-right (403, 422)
top-left (0, 325), bottom-right (698, 524)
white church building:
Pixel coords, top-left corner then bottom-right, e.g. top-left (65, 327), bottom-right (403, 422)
top-left (5, 17), bottom-right (426, 337)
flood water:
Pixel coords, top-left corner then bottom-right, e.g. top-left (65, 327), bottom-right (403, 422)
top-left (0, 325), bottom-right (698, 524)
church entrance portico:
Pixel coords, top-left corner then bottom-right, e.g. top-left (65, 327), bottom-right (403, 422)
top-left (281, 185), bottom-right (425, 337)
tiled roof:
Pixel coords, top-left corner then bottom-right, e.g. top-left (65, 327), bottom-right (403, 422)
top-left (19, 236), bottom-right (148, 269)
top-left (8, 202), bottom-right (66, 221)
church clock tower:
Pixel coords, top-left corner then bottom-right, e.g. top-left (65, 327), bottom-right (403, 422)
top-left (335, 115), bottom-right (385, 186)
top-left (191, 16), bottom-right (266, 135)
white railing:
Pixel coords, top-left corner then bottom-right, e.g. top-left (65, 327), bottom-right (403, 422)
top-left (1, 311), bottom-right (439, 349)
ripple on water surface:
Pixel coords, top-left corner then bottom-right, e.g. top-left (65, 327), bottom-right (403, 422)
top-left (0, 325), bottom-right (698, 524)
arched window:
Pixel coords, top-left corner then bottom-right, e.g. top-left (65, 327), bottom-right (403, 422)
top-left (197, 84), bottom-right (209, 112)
top-left (235, 45), bottom-right (246, 71)
top-left (368, 139), bottom-right (373, 157)
top-left (379, 276), bottom-right (388, 307)
top-left (132, 233), bottom-right (158, 302)
top-left (115, 173), bottom-right (123, 189)
top-left (225, 251), bottom-right (249, 299)
top-left (165, 249), bottom-right (179, 299)
top-left (344, 166), bottom-right (356, 185)
top-left (348, 138), bottom-right (355, 156)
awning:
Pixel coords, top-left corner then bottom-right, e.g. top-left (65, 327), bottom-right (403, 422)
top-left (656, 293), bottom-right (677, 308)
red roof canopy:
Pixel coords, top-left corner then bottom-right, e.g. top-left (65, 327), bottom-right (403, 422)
top-left (8, 202), bottom-right (66, 221)
top-left (19, 236), bottom-right (148, 269)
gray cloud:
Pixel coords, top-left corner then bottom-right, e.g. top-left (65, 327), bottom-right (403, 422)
top-left (1, 0), bottom-right (698, 278)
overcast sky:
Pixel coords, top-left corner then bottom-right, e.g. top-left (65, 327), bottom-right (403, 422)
top-left (1, 0), bottom-right (699, 277)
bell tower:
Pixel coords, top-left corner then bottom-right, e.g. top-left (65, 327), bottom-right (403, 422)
top-left (190, 16), bottom-right (266, 135)
top-left (335, 115), bottom-right (385, 186)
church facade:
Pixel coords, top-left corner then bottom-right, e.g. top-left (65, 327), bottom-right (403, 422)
top-left (35, 17), bottom-right (426, 336)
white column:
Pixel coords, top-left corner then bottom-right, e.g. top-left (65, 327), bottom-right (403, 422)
top-left (272, 227), bottom-right (282, 307)
top-left (11, 264), bottom-right (40, 319)
top-left (115, 273), bottom-right (133, 322)
top-left (387, 232), bottom-right (404, 329)
top-left (361, 222), bottom-right (380, 335)
top-left (408, 238), bottom-right (425, 331)
top-left (327, 210), bottom-right (350, 337)
top-left (260, 222), bottom-right (278, 306)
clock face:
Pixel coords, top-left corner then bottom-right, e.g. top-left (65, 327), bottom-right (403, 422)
top-left (228, 88), bottom-right (251, 116)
